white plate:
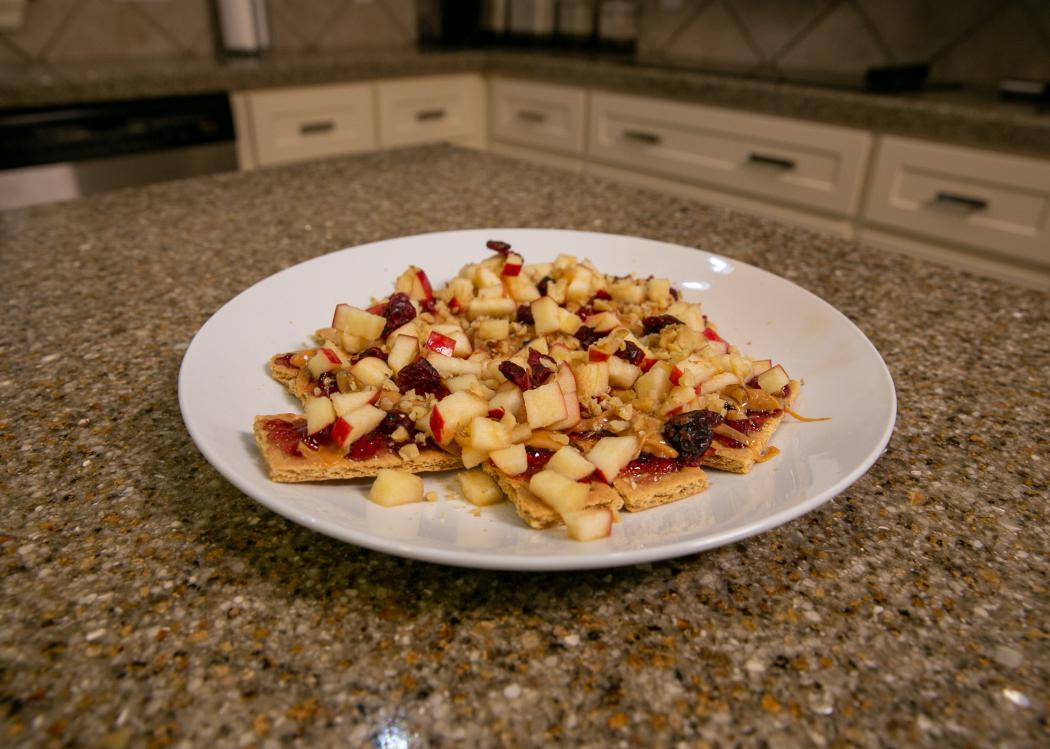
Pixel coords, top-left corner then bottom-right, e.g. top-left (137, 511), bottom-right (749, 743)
top-left (179, 229), bottom-right (895, 571)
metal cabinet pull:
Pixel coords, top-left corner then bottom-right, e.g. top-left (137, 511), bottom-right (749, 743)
top-left (623, 129), bottom-right (661, 145)
top-left (747, 153), bottom-right (796, 170)
top-left (416, 108), bottom-right (446, 122)
top-left (933, 191), bottom-right (988, 211)
top-left (299, 120), bottom-right (335, 135)
top-left (517, 110), bottom-right (547, 123)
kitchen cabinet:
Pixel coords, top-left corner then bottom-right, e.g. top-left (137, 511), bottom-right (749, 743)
top-left (489, 77), bottom-right (587, 173)
top-left (587, 91), bottom-right (871, 227)
top-left (232, 74), bottom-right (485, 169)
top-left (859, 136), bottom-right (1050, 288)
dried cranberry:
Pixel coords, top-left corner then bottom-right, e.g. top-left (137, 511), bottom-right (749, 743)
top-left (379, 410), bottom-right (415, 436)
top-left (486, 239), bottom-right (511, 255)
top-left (725, 416), bottom-right (769, 435)
top-left (536, 276), bottom-right (552, 297)
top-left (522, 447), bottom-right (553, 477)
top-left (301, 423), bottom-right (331, 452)
top-left (381, 292), bottom-right (417, 337)
top-left (574, 326), bottom-right (602, 348)
top-left (642, 315), bottom-right (683, 335)
top-left (395, 358), bottom-right (443, 396)
top-left (621, 453), bottom-right (681, 477)
top-left (670, 287), bottom-right (680, 300)
top-left (615, 341), bottom-right (645, 366)
top-left (348, 431), bottom-right (386, 461)
top-left (352, 347), bottom-right (387, 364)
top-left (419, 298), bottom-right (437, 315)
top-left (263, 418), bottom-right (306, 457)
top-left (594, 289), bottom-right (612, 300)
top-left (499, 360), bottom-right (530, 390)
top-left (274, 353), bottom-right (295, 367)
top-left (527, 348), bottom-right (557, 387)
top-left (516, 304), bottom-right (534, 325)
top-left (316, 371), bottom-right (339, 397)
top-left (576, 305), bottom-right (595, 320)
top-left (663, 410), bottom-right (722, 466)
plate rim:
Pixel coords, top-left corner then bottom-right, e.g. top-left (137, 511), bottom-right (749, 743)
top-left (178, 228), bottom-right (897, 571)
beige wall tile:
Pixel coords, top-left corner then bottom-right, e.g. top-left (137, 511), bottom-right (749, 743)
top-left (931, 3), bottom-right (1050, 86)
top-left (665, 1), bottom-right (759, 71)
top-left (776, 1), bottom-right (888, 80)
top-left (0, 0), bottom-right (80, 60)
top-left (47, 0), bottom-right (180, 62)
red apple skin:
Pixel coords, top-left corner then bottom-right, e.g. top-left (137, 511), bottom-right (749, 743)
top-left (670, 365), bottom-right (683, 385)
top-left (665, 405), bottom-right (685, 417)
top-left (703, 327), bottom-right (728, 346)
top-left (501, 263), bottom-right (522, 277)
top-left (641, 358), bottom-right (657, 373)
top-left (425, 331), bottom-right (456, 357)
top-left (330, 417), bottom-right (352, 446)
top-left (588, 348), bottom-right (610, 362)
top-left (331, 304), bottom-right (346, 328)
top-left (322, 348), bottom-right (341, 365)
top-left (367, 302), bottom-right (386, 315)
top-left (429, 408), bottom-right (445, 444)
top-left (449, 298), bottom-right (462, 313)
top-left (416, 269), bottom-right (434, 300)
top-left (488, 407), bottom-right (505, 419)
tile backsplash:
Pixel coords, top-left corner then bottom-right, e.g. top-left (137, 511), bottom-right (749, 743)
top-left (0, 0), bottom-right (417, 64)
top-left (638, 0), bottom-right (1050, 88)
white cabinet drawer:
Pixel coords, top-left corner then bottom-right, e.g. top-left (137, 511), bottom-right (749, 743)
top-left (588, 91), bottom-right (871, 217)
top-left (863, 137), bottom-right (1050, 267)
top-left (490, 77), bottom-right (587, 156)
top-left (376, 74), bottom-right (484, 149)
top-left (241, 82), bottom-right (376, 168)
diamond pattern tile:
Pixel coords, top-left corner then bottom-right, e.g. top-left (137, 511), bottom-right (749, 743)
top-left (769, 1), bottom-right (891, 78)
top-left (666, 0), bottom-right (760, 71)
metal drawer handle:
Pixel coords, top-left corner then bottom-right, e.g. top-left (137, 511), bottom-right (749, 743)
top-left (299, 120), bottom-right (335, 135)
top-left (517, 110), bottom-right (547, 123)
top-left (416, 108), bottom-right (446, 122)
top-left (748, 153), bottom-right (796, 170)
top-left (933, 191), bottom-right (988, 212)
top-left (623, 129), bottom-right (661, 145)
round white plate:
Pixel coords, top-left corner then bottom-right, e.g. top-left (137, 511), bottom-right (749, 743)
top-left (179, 229), bottom-right (895, 571)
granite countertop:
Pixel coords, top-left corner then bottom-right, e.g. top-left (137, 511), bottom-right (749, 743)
top-left (2, 49), bottom-right (1048, 156)
top-left (1, 145), bottom-right (1047, 747)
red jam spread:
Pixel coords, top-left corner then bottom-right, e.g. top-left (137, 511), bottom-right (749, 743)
top-left (274, 353), bottom-right (295, 368)
top-left (620, 453), bottom-right (681, 478)
top-left (713, 434), bottom-right (746, 449)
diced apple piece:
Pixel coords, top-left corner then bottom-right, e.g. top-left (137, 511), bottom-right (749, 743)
top-left (756, 364), bottom-right (790, 394)
top-left (489, 383), bottom-right (524, 418)
top-left (553, 253), bottom-right (577, 271)
top-left (547, 277), bottom-right (567, 304)
top-left (468, 298), bottom-right (516, 319)
top-left (699, 371), bottom-right (740, 395)
top-left (635, 361), bottom-right (673, 401)
top-left (509, 423), bottom-right (532, 444)
top-left (504, 275), bottom-right (540, 303)
top-left (387, 334), bottom-right (418, 373)
top-left (659, 385), bottom-right (698, 417)
top-left (609, 279), bottom-right (646, 304)
top-left (501, 252), bottom-right (524, 277)
top-left (675, 303), bottom-right (706, 332)
top-left (752, 359), bottom-right (772, 376)
top-left (558, 308), bottom-right (583, 335)
top-left (586, 435), bottom-right (638, 483)
top-left (548, 364), bottom-right (582, 431)
top-left (341, 403), bottom-right (386, 445)
top-left (675, 361), bottom-right (717, 389)
top-left (547, 446), bottom-right (597, 481)
top-left (339, 331), bottom-right (367, 354)
top-left (530, 296), bottom-right (562, 335)
top-left (307, 348), bottom-right (343, 379)
top-left (549, 342), bottom-right (574, 363)
top-left (586, 311), bottom-right (620, 333)
top-left (425, 353), bottom-right (483, 377)
top-left (489, 443), bottom-right (528, 477)
top-left (459, 470), bottom-right (505, 506)
top-left (330, 388), bottom-right (380, 417)
top-left (647, 278), bottom-right (671, 305)
top-left (431, 324), bottom-right (472, 357)
top-left (477, 285), bottom-right (505, 299)
top-left (332, 304), bottom-right (386, 341)
top-left (461, 447), bottom-right (488, 469)
top-left (563, 508), bottom-right (613, 541)
top-left (369, 469), bottom-right (424, 507)
top-left (522, 381), bottom-right (568, 429)
top-left (608, 356), bottom-right (642, 388)
top-left (528, 470), bottom-right (589, 515)
top-left (566, 267), bottom-right (593, 302)
top-left (466, 417), bottom-right (512, 452)
top-left (573, 361), bottom-right (609, 400)
top-left (476, 265), bottom-right (502, 288)
top-left (351, 356), bottom-right (392, 387)
top-left (428, 391), bottom-right (489, 446)
top-left (446, 374), bottom-right (481, 394)
top-left (304, 397), bottom-right (336, 435)
top-left (477, 319), bottom-right (510, 341)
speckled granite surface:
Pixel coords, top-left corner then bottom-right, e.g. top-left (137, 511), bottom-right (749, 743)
top-left (1, 145), bottom-right (1047, 748)
top-left (2, 49), bottom-right (1048, 156)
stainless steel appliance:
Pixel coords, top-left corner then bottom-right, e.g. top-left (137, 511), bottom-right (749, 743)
top-left (0, 93), bottom-right (237, 211)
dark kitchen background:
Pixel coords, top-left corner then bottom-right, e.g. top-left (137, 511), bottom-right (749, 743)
top-left (1, 1), bottom-right (1048, 92)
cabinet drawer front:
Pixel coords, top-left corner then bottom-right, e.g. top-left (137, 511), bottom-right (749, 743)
top-left (588, 92), bottom-right (871, 216)
top-left (490, 78), bottom-right (586, 155)
top-left (376, 74), bottom-right (483, 149)
top-left (864, 137), bottom-right (1050, 266)
top-left (248, 83), bottom-right (376, 167)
